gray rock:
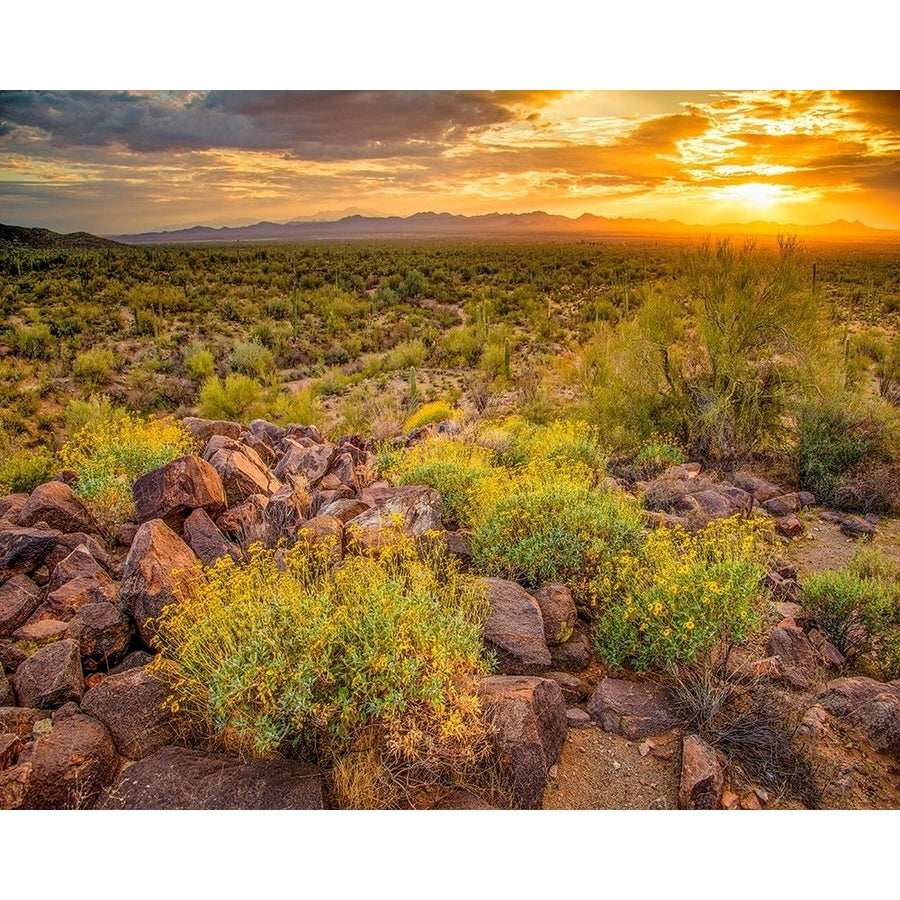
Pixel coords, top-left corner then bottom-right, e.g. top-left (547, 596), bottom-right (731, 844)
top-left (566, 708), bottom-right (593, 729)
top-left (274, 442), bottom-right (336, 486)
top-left (816, 677), bottom-right (900, 752)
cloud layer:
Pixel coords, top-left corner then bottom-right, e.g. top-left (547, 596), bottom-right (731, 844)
top-left (1, 90), bottom-right (897, 232)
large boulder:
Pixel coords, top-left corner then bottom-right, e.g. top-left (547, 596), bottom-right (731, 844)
top-left (274, 441), bottom-right (336, 486)
top-left (481, 578), bottom-right (552, 673)
top-left (183, 508), bottom-right (240, 566)
top-left (529, 583), bottom-right (577, 646)
top-left (118, 519), bottom-right (199, 648)
top-left (21, 708), bottom-right (119, 809)
top-left (816, 677), bottom-right (900, 752)
top-left (66, 602), bottom-right (133, 672)
top-left (477, 676), bottom-right (567, 809)
top-left (586, 678), bottom-right (679, 739)
top-left (81, 666), bottom-right (184, 759)
top-left (679, 734), bottom-right (723, 809)
top-left (0, 527), bottom-right (61, 581)
top-left (95, 745), bottom-right (325, 809)
top-left (181, 417), bottom-right (242, 445)
top-left (727, 471), bottom-right (784, 503)
top-left (45, 564), bottom-right (117, 622)
top-left (132, 455), bottom-right (226, 528)
top-left (768, 622), bottom-right (819, 690)
top-left (344, 487), bottom-right (443, 554)
top-left (0, 575), bottom-right (43, 637)
top-left (18, 482), bottom-right (98, 535)
top-left (207, 445), bottom-right (281, 506)
top-left (295, 515), bottom-right (344, 562)
top-left (13, 639), bottom-right (84, 708)
top-left (0, 494), bottom-right (29, 526)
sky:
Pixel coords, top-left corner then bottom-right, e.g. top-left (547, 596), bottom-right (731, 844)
top-left (1, 90), bottom-right (899, 236)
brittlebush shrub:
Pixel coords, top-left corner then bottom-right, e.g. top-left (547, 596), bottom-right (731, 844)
top-left (593, 516), bottom-right (773, 672)
top-left (151, 536), bottom-right (494, 807)
top-left (403, 400), bottom-right (460, 434)
top-left (0, 447), bottom-right (55, 495)
top-left (58, 414), bottom-right (195, 532)
top-left (801, 549), bottom-right (900, 678)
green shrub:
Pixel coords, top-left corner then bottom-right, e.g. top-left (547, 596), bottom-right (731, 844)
top-left (592, 516), bottom-right (773, 672)
top-left (151, 536), bottom-right (493, 807)
top-left (72, 348), bottom-right (116, 389)
top-left (802, 549), bottom-right (900, 676)
top-left (11, 323), bottom-right (53, 359)
top-left (403, 400), bottom-right (459, 433)
top-left (198, 374), bottom-right (265, 421)
top-left (0, 448), bottom-right (55, 495)
top-left (184, 342), bottom-right (216, 381)
top-left (63, 394), bottom-right (128, 435)
top-left (471, 475), bottom-right (644, 595)
top-left (230, 341), bottom-right (275, 379)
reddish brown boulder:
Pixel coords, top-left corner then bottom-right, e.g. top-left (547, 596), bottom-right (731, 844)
top-left (345, 486), bottom-right (443, 553)
top-left (21, 709), bottom-right (119, 809)
top-left (13, 639), bottom-right (84, 708)
top-left (727, 471), bottom-right (784, 503)
top-left (529, 583), bottom-right (577, 645)
top-left (81, 666), bottom-right (184, 759)
top-left (775, 515), bottom-right (805, 538)
top-left (317, 497), bottom-right (372, 524)
top-left (0, 527), bottom-right (61, 581)
top-left (48, 545), bottom-right (104, 593)
top-left (295, 515), bottom-right (344, 562)
top-left (66, 602), bottom-right (133, 672)
top-left (13, 618), bottom-right (69, 648)
top-left (586, 678), bottom-right (679, 738)
top-left (207, 446), bottom-right (280, 506)
top-left (768, 622), bottom-right (818, 690)
top-left (266, 483), bottom-right (312, 542)
top-left (0, 706), bottom-right (52, 740)
top-left (95, 745), bottom-right (324, 809)
top-left (481, 578), bottom-right (552, 673)
top-left (46, 567), bottom-right (117, 621)
top-left (679, 734), bottom-right (723, 809)
top-left (547, 671), bottom-right (589, 702)
top-left (132, 455), bottom-right (226, 528)
top-left (18, 482), bottom-right (98, 534)
top-left (118, 519), bottom-right (199, 648)
top-left (429, 789), bottom-right (498, 810)
top-left (182, 417), bottom-right (241, 445)
top-left (45, 532), bottom-right (111, 576)
top-left (183, 508), bottom-right (240, 566)
top-left (274, 441), bottom-right (336, 486)
top-left (762, 493), bottom-right (804, 517)
top-left (329, 452), bottom-right (359, 491)
top-left (816, 677), bottom-right (900, 752)
top-left (478, 676), bottom-right (566, 809)
top-left (1, 660), bottom-right (13, 706)
top-left (0, 763), bottom-right (30, 809)
top-left (549, 627), bottom-right (592, 672)
top-left (0, 575), bottom-right (43, 637)
top-left (216, 494), bottom-right (270, 547)
top-left (0, 731), bottom-right (20, 769)
top-left (0, 494), bottom-right (29, 526)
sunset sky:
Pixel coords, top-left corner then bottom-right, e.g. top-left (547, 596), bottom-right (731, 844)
top-left (1, 90), bottom-right (898, 235)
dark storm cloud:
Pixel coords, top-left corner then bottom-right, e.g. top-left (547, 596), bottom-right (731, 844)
top-left (837, 91), bottom-right (900, 133)
top-left (0, 90), bottom-right (562, 159)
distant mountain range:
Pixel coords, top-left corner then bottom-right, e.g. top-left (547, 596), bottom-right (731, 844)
top-left (114, 211), bottom-right (900, 244)
top-left (0, 223), bottom-right (123, 250)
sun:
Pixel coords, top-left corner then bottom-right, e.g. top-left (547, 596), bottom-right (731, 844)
top-left (716, 182), bottom-right (783, 208)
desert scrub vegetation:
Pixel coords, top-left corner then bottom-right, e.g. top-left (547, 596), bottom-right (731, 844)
top-left (0, 443), bottom-right (55, 495)
top-left (402, 399), bottom-right (460, 433)
top-left (802, 549), bottom-right (900, 679)
top-left (151, 536), bottom-right (494, 808)
top-left (592, 516), bottom-right (774, 672)
top-left (58, 411), bottom-right (195, 532)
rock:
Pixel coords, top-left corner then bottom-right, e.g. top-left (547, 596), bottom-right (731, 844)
top-left (46, 532), bottom-right (111, 576)
top-left (547, 671), bottom-right (589, 702)
top-left (132, 455), bottom-right (226, 528)
top-left (816, 677), bottom-right (900, 752)
top-left (295, 515), bottom-right (344, 562)
top-left (477, 676), bottom-right (566, 809)
top-left (481, 578), bottom-right (552, 673)
top-left (586, 678), bottom-right (679, 739)
top-left (0, 575), bottom-right (43, 637)
top-left (81, 666), bottom-right (183, 759)
top-left (48, 545), bottom-right (104, 593)
top-left (723, 650), bottom-right (781, 683)
top-left (248, 418), bottom-right (285, 445)
top-left (762, 493), bottom-right (805, 517)
top-left (66, 602), bottom-right (133, 672)
top-left (95, 745), bottom-right (325, 809)
top-left (274, 442), bottom-right (336, 487)
top-left (0, 706), bottom-right (52, 740)
top-left (216, 494), bottom-right (270, 546)
top-left (549, 627), bottom-right (592, 672)
top-left (240, 433), bottom-right (276, 467)
top-left (768, 623), bottom-right (818, 689)
top-left (21, 710), bottom-right (119, 809)
top-left (109, 650), bottom-right (154, 674)
top-left (0, 494), bottom-right (29, 526)
top-left (775, 515), bottom-right (804, 538)
top-left (721, 788), bottom-right (741, 810)
top-left (839, 515), bottom-right (876, 539)
top-left (0, 527), bottom-right (61, 581)
top-left (207, 446), bottom-right (281, 506)
top-left (18, 482), bottom-right (98, 534)
top-left (13, 639), bottom-right (83, 709)
top-left (1, 661), bottom-right (13, 706)
top-left (679, 734), bottom-right (723, 809)
top-left (13, 618), bottom-right (69, 647)
top-left (566, 708), bottom-right (593, 729)
top-left (328, 453), bottom-right (359, 491)
top-left (529, 583), bottom-right (577, 646)
top-left (118, 519), bottom-right (199, 648)
top-left (285, 423), bottom-right (324, 445)
top-left (317, 498), bottom-right (372, 524)
top-left (183, 508), bottom-right (240, 566)
top-left (808, 629), bottom-right (846, 669)
top-left (0, 731), bottom-right (20, 769)
top-left (727, 471), bottom-right (784, 503)
top-left (266, 483), bottom-right (312, 542)
top-left (0, 763), bottom-right (31, 809)
top-left (182, 417), bottom-right (242, 445)
top-left (429, 789), bottom-right (498, 810)
top-left (45, 567), bottom-right (118, 621)
top-left (765, 572), bottom-right (802, 603)
top-left (345, 487), bottom-right (443, 553)
top-left (689, 487), bottom-right (750, 519)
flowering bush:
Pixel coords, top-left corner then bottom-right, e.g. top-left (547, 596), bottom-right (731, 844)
top-left (592, 516), bottom-right (773, 672)
top-left (403, 400), bottom-right (460, 433)
top-left (59, 414), bottom-right (195, 532)
top-left (151, 536), bottom-right (493, 806)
